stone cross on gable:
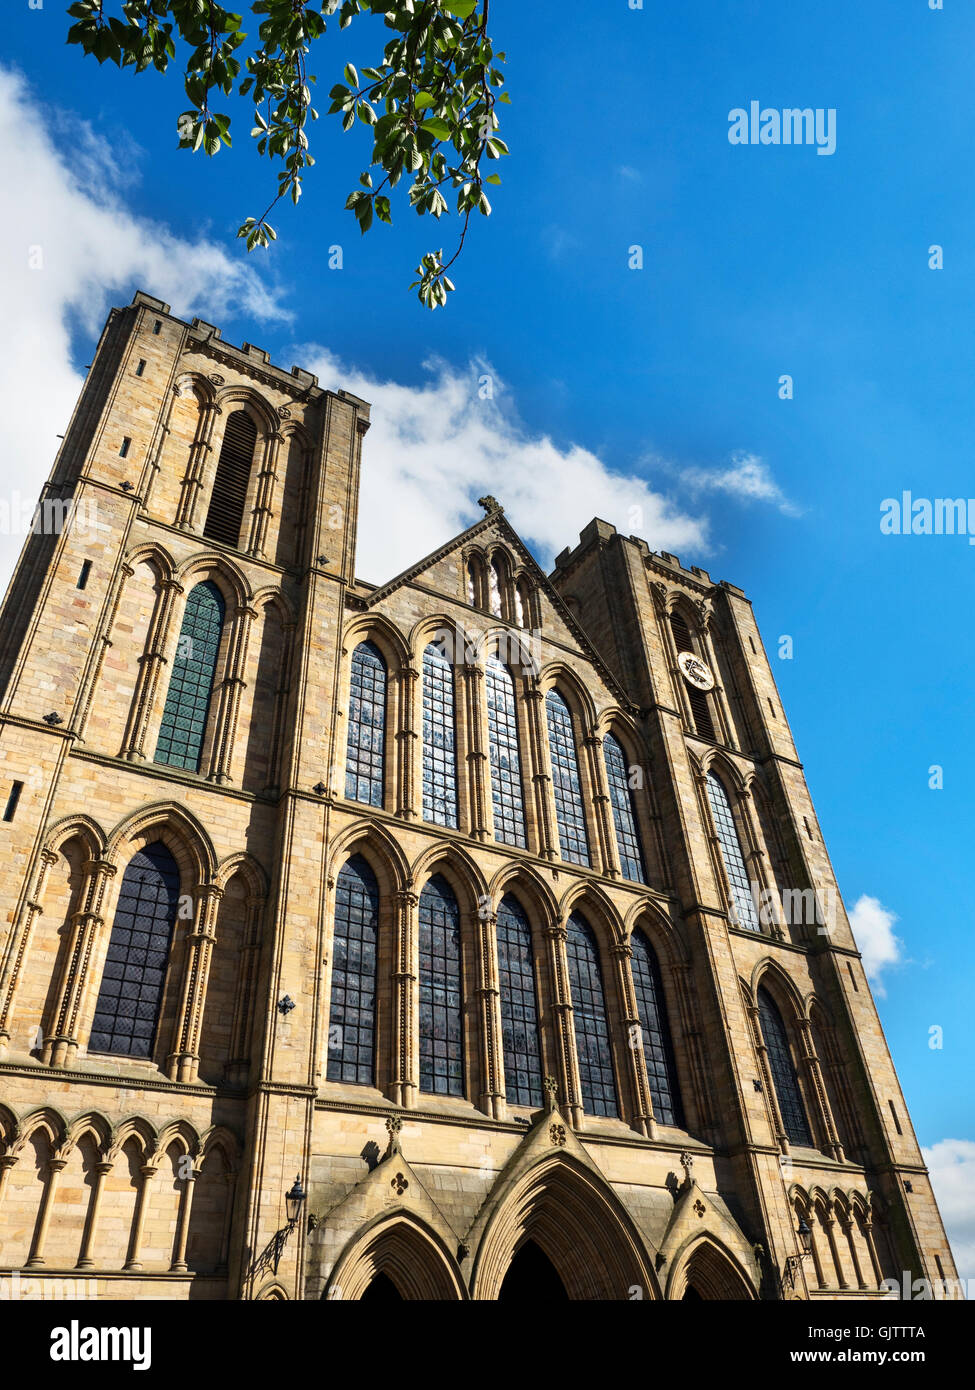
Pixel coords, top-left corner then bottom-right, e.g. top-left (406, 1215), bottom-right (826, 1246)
top-left (543, 1076), bottom-right (558, 1113)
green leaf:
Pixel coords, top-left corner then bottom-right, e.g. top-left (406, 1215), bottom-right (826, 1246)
top-left (444, 0), bottom-right (478, 18)
top-left (423, 116), bottom-right (451, 141)
top-left (414, 91), bottom-right (435, 110)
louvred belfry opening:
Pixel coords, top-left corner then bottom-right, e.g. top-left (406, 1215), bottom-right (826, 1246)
top-left (203, 409), bottom-right (257, 548)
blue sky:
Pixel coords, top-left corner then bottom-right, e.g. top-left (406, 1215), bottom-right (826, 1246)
top-left (1, 1), bottom-right (972, 1272)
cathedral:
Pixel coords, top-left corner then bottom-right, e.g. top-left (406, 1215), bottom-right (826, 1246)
top-left (0, 291), bottom-right (957, 1300)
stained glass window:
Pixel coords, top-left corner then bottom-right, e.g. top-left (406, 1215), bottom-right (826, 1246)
top-left (706, 772), bottom-right (759, 930)
top-left (546, 691), bottom-right (591, 867)
top-left (514, 583), bottom-right (526, 629)
top-left (488, 562), bottom-right (503, 617)
top-left (603, 733), bottom-right (646, 883)
top-left (566, 913), bottom-right (619, 1117)
top-left (757, 987), bottom-right (812, 1145)
top-left (487, 656), bottom-right (526, 848)
top-left (497, 895), bottom-right (543, 1107)
top-left (346, 641), bottom-right (386, 806)
top-left (631, 931), bottom-right (682, 1127)
top-left (419, 875), bottom-right (463, 1096)
top-left (89, 842), bottom-right (180, 1058)
top-left (327, 855), bottom-right (378, 1085)
top-left (422, 643), bottom-right (458, 828)
top-left (155, 580), bottom-right (224, 772)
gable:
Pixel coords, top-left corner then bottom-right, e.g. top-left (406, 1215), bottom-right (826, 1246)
top-left (361, 508), bottom-right (635, 712)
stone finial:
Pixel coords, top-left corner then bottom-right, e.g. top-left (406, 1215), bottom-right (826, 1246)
top-left (477, 495), bottom-right (502, 514)
top-left (384, 1115), bottom-right (403, 1158)
top-left (543, 1076), bottom-right (558, 1114)
top-left (679, 1151), bottom-right (694, 1186)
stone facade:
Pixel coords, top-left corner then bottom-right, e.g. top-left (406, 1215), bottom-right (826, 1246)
top-left (0, 291), bottom-right (958, 1301)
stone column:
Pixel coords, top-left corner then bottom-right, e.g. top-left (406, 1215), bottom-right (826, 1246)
top-left (461, 662), bottom-right (488, 841)
top-left (123, 1163), bottom-right (157, 1272)
top-left (121, 577), bottom-right (184, 762)
top-left (839, 1212), bottom-right (867, 1289)
top-left (170, 1165), bottom-right (199, 1272)
top-left (822, 1202), bottom-right (849, 1288)
top-left (796, 1016), bottom-right (844, 1161)
top-left (862, 1210), bottom-right (884, 1287)
top-left (389, 890), bottom-right (418, 1109)
top-left (226, 897), bottom-right (263, 1086)
top-left (76, 1160), bottom-right (112, 1269)
top-left (584, 732), bottom-right (618, 877)
top-left (545, 923), bottom-right (581, 1129)
top-left (246, 431), bottom-right (282, 558)
top-left (24, 1157), bottom-right (68, 1268)
top-left (0, 849), bottom-right (58, 1056)
top-left (475, 909), bottom-right (504, 1119)
top-left (141, 381), bottom-right (184, 513)
top-left (167, 883), bottom-right (223, 1083)
top-left (394, 664), bottom-right (419, 819)
top-left (610, 941), bottom-right (653, 1137)
top-left (523, 684), bottom-right (556, 859)
top-left (74, 560), bottom-right (133, 741)
top-left (737, 786), bottom-right (780, 937)
top-left (206, 604), bottom-right (256, 784)
top-left (0, 1154), bottom-right (17, 1214)
top-left (174, 399), bottom-right (221, 530)
top-left (44, 858), bottom-right (118, 1068)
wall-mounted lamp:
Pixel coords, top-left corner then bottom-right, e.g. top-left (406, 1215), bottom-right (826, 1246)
top-left (285, 1175), bottom-right (306, 1227)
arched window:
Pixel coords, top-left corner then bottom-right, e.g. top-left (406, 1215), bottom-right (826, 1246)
top-left (487, 560), bottom-right (503, 618)
top-left (155, 580), bottom-right (224, 772)
top-left (546, 690), bottom-right (591, 867)
top-left (514, 579), bottom-right (530, 630)
top-left (466, 559), bottom-right (477, 607)
top-left (706, 772), bottom-right (758, 930)
top-left (422, 642), bottom-right (458, 828)
top-left (203, 409), bottom-right (257, 548)
top-left (566, 913), bottom-right (619, 1117)
top-left (89, 842), bottom-right (180, 1058)
top-left (418, 876), bottom-right (463, 1096)
top-left (603, 733), bottom-right (646, 883)
top-left (496, 895), bottom-right (543, 1107)
top-left (486, 656), bottom-right (526, 847)
top-left (757, 986), bottom-right (812, 1146)
top-left (346, 641), bottom-right (386, 806)
top-left (670, 609), bottom-right (716, 740)
top-left (327, 856), bottom-right (379, 1085)
top-left (631, 931), bottom-right (682, 1127)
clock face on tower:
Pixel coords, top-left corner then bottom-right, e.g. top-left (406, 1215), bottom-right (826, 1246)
top-left (677, 650), bottom-right (716, 692)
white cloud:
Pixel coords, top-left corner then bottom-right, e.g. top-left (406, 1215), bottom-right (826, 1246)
top-left (678, 450), bottom-right (800, 516)
top-left (298, 348), bottom-right (710, 585)
top-left (922, 1138), bottom-right (975, 1290)
top-left (0, 63), bottom-right (288, 589)
top-left (848, 894), bottom-right (903, 996)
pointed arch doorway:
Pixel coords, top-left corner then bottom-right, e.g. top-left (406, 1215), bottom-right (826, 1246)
top-left (498, 1240), bottom-right (568, 1302)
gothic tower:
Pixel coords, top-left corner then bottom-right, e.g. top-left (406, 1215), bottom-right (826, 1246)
top-left (0, 292), bottom-right (957, 1300)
